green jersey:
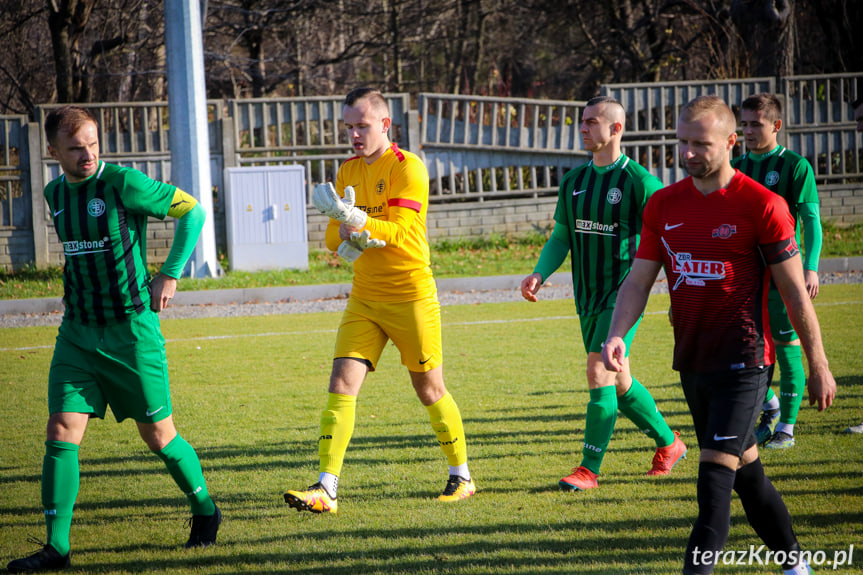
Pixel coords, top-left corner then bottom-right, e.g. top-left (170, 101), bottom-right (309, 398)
top-left (731, 145), bottom-right (818, 245)
top-left (45, 161), bottom-right (175, 326)
top-left (553, 155), bottom-right (663, 315)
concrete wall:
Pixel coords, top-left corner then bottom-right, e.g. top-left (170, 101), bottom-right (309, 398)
top-left (22, 187), bottom-right (863, 271)
top-left (285, 196), bottom-right (557, 252)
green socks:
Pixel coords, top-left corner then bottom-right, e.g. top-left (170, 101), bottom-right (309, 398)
top-left (155, 435), bottom-right (215, 516)
top-left (777, 345), bottom-right (805, 426)
top-left (42, 441), bottom-right (79, 556)
top-left (581, 386), bottom-right (617, 474)
top-left (41, 435), bottom-right (213, 556)
top-left (617, 378), bottom-right (676, 448)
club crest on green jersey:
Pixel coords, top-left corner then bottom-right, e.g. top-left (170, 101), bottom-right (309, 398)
top-left (87, 198), bottom-right (106, 217)
top-left (765, 171), bottom-right (780, 186)
top-left (607, 188), bottom-right (622, 204)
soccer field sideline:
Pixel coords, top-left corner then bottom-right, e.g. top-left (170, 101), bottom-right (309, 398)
top-left (1, 286), bottom-right (861, 574)
top-left (2, 256), bottom-right (862, 318)
top-left (3, 298), bottom-right (862, 353)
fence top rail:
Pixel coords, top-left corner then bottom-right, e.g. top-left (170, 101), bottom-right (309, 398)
top-left (229, 93), bottom-right (411, 108)
top-left (420, 93), bottom-right (587, 107)
top-left (604, 77), bottom-right (776, 89)
top-left (781, 72), bottom-right (863, 82)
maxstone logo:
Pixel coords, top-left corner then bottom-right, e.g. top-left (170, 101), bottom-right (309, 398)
top-left (575, 219), bottom-right (617, 235)
top-left (63, 237), bottom-right (110, 256)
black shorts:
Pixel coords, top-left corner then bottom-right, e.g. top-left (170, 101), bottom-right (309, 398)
top-left (680, 366), bottom-right (770, 457)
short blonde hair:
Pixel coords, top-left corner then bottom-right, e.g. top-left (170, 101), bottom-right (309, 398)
top-left (679, 95), bottom-right (736, 134)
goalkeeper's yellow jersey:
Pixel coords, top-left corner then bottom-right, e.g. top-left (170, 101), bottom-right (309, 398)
top-left (328, 143), bottom-right (436, 302)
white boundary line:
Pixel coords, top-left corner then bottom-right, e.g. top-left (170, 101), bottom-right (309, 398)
top-left (2, 300), bottom-right (861, 353)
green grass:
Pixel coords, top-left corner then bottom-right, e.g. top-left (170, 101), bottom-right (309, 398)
top-left (821, 220), bottom-right (863, 256)
top-left (0, 233), bottom-right (557, 301)
top-left (1, 285), bottom-right (862, 573)
top-left (2, 223), bottom-right (861, 301)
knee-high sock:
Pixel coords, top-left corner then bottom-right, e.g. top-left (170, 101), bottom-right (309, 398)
top-left (734, 458), bottom-right (799, 567)
top-left (617, 378), bottom-right (675, 447)
top-left (426, 392), bottom-right (468, 467)
top-left (42, 441), bottom-right (79, 556)
top-left (155, 435), bottom-right (215, 516)
top-left (776, 345), bottom-right (805, 426)
top-left (318, 393), bottom-right (357, 477)
top-left (684, 462), bottom-right (736, 574)
top-left (580, 386), bottom-right (617, 474)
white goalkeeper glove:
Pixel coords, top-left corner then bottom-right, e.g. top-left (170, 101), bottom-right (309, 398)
top-left (350, 229), bottom-right (386, 250)
top-left (312, 183), bottom-right (367, 228)
top-left (336, 240), bottom-right (363, 263)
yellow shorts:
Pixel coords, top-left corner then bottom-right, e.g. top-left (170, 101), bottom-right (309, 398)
top-left (334, 295), bottom-right (442, 372)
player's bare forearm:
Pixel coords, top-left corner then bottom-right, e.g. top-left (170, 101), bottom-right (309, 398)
top-left (610, 259), bottom-right (659, 338)
top-left (771, 257), bottom-right (836, 409)
top-left (602, 259), bottom-right (660, 372)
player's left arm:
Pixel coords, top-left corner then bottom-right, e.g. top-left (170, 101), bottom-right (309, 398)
top-left (151, 189), bottom-right (206, 311)
top-left (358, 203), bottom-right (420, 247)
top-left (768, 244), bottom-right (835, 411)
top-left (793, 160), bottom-right (822, 298)
top-left (350, 159), bottom-right (427, 247)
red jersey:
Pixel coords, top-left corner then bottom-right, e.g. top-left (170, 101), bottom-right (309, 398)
top-left (638, 171), bottom-right (797, 373)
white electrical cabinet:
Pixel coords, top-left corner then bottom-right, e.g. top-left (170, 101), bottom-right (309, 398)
top-left (224, 165), bottom-right (308, 271)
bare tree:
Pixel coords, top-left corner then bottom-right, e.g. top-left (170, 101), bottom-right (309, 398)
top-left (730, 0), bottom-right (795, 78)
top-left (0, 0), bottom-right (861, 115)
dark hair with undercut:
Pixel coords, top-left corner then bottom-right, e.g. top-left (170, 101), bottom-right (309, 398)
top-left (740, 93), bottom-right (782, 122)
top-left (345, 87), bottom-right (388, 114)
top-left (44, 106), bottom-right (98, 145)
top-left (586, 95), bottom-right (621, 108)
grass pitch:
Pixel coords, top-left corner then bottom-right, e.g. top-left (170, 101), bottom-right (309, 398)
top-left (1, 285), bottom-right (861, 574)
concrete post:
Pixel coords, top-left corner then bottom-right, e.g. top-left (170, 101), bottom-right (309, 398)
top-left (26, 122), bottom-right (48, 269)
top-left (164, 0), bottom-right (223, 277)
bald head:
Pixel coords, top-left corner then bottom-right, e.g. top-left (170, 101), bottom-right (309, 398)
top-left (679, 95), bottom-right (737, 137)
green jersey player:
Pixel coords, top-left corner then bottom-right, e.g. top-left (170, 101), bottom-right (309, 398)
top-left (521, 96), bottom-right (686, 491)
top-left (733, 93), bottom-right (823, 450)
top-left (7, 106), bottom-right (219, 574)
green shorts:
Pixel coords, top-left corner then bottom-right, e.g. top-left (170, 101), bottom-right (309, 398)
top-left (48, 309), bottom-right (173, 423)
top-left (580, 307), bottom-right (642, 356)
top-left (767, 286), bottom-right (798, 343)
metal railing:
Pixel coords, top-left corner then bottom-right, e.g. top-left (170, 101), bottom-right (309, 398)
top-left (418, 93), bottom-right (589, 200)
top-left (0, 115), bottom-right (27, 229)
top-left (2, 73), bottom-right (861, 231)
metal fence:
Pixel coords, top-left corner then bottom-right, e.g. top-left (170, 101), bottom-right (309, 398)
top-left (228, 94), bottom-right (414, 194)
top-left (2, 73), bottom-right (862, 236)
top-left (418, 93), bottom-right (589, 201)
top-left (603, 73), bottom-right (863, 189)
top-left (0, 115), bottom-right (27, 229)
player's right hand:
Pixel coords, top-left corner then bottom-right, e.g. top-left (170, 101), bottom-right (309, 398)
top-left (601, 337), bottom-right (626, 373)
top-left (520, 273), bottom-right (543, 302)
